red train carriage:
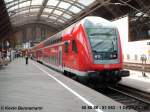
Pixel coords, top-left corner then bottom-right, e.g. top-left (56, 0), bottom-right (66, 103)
top-left (31, 16), bottom-right (129, 85)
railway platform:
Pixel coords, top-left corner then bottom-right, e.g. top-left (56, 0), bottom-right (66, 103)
top-left (0, 58), bottom-right (136, 112)
top-left (120, 69), bottom-right (150, 93)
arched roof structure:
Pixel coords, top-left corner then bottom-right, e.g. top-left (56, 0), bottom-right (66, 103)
top-left (4, 0), bottom-right (98, 28)
top-left (1, 0), bottom-right (150, 39)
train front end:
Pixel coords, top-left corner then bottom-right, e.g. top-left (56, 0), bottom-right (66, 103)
top-left (83, 17), bottom-right (129, 84)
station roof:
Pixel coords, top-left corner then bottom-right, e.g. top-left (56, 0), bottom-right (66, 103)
top-left (4, 0), bottom-right (97, 28)
top-left (1, 0), bottom-right (150, 38)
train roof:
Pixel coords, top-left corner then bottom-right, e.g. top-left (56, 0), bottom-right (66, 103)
top-left (32, 16), bottom-right (116, 49)
top-left (80, 16), bottom-right (116, 28)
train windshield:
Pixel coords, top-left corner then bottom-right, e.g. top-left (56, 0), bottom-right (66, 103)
top-left (86, 28), bottom-right (118, 53)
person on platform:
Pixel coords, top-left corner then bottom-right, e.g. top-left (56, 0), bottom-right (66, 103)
top-left (25, 54), bottom-right (28, 65)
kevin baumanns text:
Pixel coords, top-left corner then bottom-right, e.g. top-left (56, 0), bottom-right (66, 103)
top-left (1, 105), bottom-right (43, 111)
top-left (18, 106), bottom-right (43, 110)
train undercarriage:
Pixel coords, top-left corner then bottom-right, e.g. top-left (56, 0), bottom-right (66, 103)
top-left (64, 69), bottom-right (130, 87)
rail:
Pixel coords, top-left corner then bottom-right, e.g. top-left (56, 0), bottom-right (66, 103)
top-left (103, 85), bottom-right (150, 112)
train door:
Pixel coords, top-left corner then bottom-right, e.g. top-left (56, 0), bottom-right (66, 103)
top-left (72, 39), bottom-right (78, 68)
top-left (58, 46), bottom-right (62, 71)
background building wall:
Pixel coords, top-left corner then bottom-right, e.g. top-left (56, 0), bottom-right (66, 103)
top-left (113, 16), bottom-right (150, 64)
top-left (11, 23), bottom-right (57, 48)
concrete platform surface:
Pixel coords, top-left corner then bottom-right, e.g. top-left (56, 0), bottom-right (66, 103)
top-left (0, 58), bottom-right (136, 112)
top-left (120, 69), bottom-right (150, 93)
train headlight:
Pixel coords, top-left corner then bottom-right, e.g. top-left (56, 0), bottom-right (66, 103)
top-left (94, 55), bottom-right (98, 59)
top-left (94, 54), bottom-right (101, 59)
top-left (113, 54), bottom-right (117, 58)
top-left (110, 54), bottom-right (117, 59)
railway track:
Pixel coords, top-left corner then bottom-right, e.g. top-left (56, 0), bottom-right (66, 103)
top-left (97, 85), bottom-right (150, 112)
top-left (67, 73), bottom-right (150, 112)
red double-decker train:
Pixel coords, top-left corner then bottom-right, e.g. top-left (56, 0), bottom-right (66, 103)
top-left (31, 16), bottom-right (129, 85)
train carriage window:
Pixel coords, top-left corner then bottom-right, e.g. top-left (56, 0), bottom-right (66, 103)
top-left (64, 41), bottom-right (69, 53)
top-left (72, 40), bottom-right (78, 53)
top-left (50, 40), bottom-right (52, 45)
top-left (59, 38), bottom-right (62, 42)
top-left (44, 40), bottom-right (50, 47)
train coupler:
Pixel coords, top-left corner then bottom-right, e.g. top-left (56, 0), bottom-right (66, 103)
top-left (119, 70), bottom-right (130, 77)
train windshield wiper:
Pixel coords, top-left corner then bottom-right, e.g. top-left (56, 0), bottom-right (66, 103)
top-left (92, 40), bottom-right (115, 53)
top-left (92, 41), bottom-right (104, 49)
